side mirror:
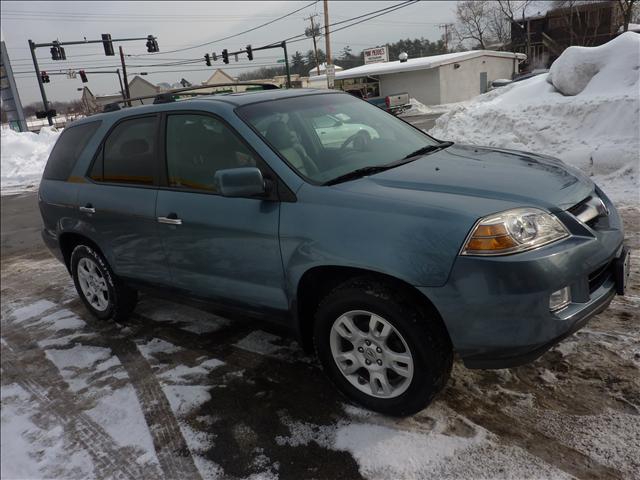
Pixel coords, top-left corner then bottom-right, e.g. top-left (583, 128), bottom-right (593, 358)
top-left (214, 167), bottom-right (267, 198)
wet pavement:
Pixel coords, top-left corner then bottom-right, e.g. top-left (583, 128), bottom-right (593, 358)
top-left (1, 191), bottom-right (639, 479)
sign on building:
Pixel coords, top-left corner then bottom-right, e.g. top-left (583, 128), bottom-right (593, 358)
top-left (363, 46), bottom-right (389, 65)
top-left (325, 64), bottom-right (336, 89)
top-left (1, 41), bottom-right (28, 131)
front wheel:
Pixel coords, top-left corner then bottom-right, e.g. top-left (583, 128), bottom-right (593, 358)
top-left (314, 278), bottom-right (452, 416)
top-left (70, 244), bottom-right (137, 322)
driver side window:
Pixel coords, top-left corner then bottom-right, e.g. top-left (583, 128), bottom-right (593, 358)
top-left (165, 114), bottom-right (256, 192)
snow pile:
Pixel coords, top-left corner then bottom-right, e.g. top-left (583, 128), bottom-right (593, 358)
top-left (401, 98), bottom-right (468, 117)
top-left (548, 32), bottom-right (640, 96)
top-left (430, 32), bottom-right (640, 203)
top-left (0, 126), bottom-right (60, 195)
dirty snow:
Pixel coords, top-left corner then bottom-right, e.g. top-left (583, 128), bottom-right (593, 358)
top-left (86, 385), bottom-right (161, 466)
top-left (0, 126), bottom-right (60, 195)
top-left (1, 384), bottom-right (96, 480)
top-left (401, 98), bottom-right (468, 116)
top-left (276, 403), bottom-right (574, 480)
top-left (430, 32), bottom-right (640, 204)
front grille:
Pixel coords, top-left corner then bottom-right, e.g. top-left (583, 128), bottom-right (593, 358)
top-left (588, 260), bottom-right (613, 293)
top-left (568, 195), bottom-right (609, 228)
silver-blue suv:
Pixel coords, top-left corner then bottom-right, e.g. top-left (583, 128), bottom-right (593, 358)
top-left (39, 88), bottom-right (630, 415)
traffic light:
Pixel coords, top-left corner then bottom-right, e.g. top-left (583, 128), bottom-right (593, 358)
top-left (102, 34), bottom-right (115, 56)
top-left (222, 49), bottom-right (229, 64)
top-left (40, 71), bottom-right (50, 83)
top-left (79, 70), bottom-right (88, 83)
top-left (212, 52), bottom-right (217, 61)
top-left (205, 53), bottom-right (211, 66)
top-left (50, 41), bottom-right (65, 60)
top-left (146, 35), bottom-right (159, 53)
top-left (246, 45), bottom-right (253, 61)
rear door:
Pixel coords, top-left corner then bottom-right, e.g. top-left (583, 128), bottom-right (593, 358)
top-left (77, 114), bottom-right (170, 283)
top-left (155, 112), bottom-right (287, 315)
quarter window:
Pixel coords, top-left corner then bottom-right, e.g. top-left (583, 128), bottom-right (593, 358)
top-left (91, 116), bottom-right (157, 185)
top-left (43, 121), bottom-right (101, 181)
top-left (165, 114), bottom-right (256, 192)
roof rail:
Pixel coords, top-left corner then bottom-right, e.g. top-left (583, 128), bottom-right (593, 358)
top-left (102, 82), bottom-right (280, 112)
top-left (103, 102), bottom-right (121, 112)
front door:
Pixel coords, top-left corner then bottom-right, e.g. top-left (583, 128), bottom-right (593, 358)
top-left (156, 112), bottom-right (287, 314)
top-left (79, 114), bottom-right (169, 283)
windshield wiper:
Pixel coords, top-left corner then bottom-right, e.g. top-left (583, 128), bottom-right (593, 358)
top-left (324, 165), bottom-right (394, 186)
top-left (402, 141), bottom-right (454, 160)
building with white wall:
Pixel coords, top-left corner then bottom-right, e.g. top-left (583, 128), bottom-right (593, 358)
top-left (309, 50), bottom-right (526, 105)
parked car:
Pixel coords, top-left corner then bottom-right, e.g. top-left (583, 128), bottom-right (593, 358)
top-left (344, 88), bottom-right (411, 115)
top-left (39, 89), bottom-right (629, 416)
top-left (490, 69), bottom-right (550, 89)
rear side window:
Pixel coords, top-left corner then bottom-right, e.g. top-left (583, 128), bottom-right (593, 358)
top-left (90, 116), bottom-right (157, 185)
top-left (43, 121), bottom-right (101, 181)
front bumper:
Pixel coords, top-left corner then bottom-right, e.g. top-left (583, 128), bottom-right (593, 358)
top-left (419, 193), bottom-right (626, 369)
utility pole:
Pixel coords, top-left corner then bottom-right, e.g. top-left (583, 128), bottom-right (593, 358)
top-left (305, 14), bottom-right (321, 76)
top-left (439, 23), bottom-right (454, 53)
top-left (323, 0), bottom-right (332, 65)
top-left (119, 46), bottom-right (131, 107)
top-left (28, 39), bottom-right (53, 126)
top-left (281, 41), bottom-right (291, 89)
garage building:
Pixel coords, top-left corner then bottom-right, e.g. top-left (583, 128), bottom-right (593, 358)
top-left (310, 50), bottom-right (526, 105)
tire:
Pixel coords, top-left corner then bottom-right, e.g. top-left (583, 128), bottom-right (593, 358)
top-left (70, 244), bottom-right (138, 322)
top-left (313, 277), bottom-right (452, 416)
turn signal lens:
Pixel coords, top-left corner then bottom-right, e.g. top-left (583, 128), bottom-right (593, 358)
top-left (461, 207), bottom-right (569, 256)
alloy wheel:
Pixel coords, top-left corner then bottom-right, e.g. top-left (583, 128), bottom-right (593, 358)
top-left (77, 257), bottom-right (109, 311)
top-left (329, 310), bottom-right (414, 398)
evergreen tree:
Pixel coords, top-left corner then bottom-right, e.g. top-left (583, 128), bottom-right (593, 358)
top-left (290, 51), bottom-right (306, 76)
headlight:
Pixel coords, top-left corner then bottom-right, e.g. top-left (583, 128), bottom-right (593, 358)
top-left (461, 207), bottom-right (569, 256)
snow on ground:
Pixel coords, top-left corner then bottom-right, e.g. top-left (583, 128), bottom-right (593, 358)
top-left (0, 126), bottom-right (60, 195)
top-left (401, 98), bottom-right (469, 117)
top-left (430, 32), bottom-right (640, 204)
top-left (2, 231), bottom-right (639, 478)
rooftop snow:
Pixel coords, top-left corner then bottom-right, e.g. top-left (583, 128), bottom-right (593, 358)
top-left (314, 50), bottom-right (526, 81)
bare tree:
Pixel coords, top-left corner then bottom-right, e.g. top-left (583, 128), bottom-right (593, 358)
top-left (454, 0), bottom-right (493, 49)
top-left (618, 0), bottom-right (638, 31)
top-left (487, 6), bottom-right (512, 49)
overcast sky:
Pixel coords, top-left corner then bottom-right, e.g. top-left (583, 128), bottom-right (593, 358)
top-left (1, 0), bottom-right (457, 106)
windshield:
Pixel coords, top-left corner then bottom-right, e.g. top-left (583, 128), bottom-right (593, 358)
top-left (236, 93), bottom-right (439, 184)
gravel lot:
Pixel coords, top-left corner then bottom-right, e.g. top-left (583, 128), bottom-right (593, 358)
top-left (1, 190), bottom-right (638, 479)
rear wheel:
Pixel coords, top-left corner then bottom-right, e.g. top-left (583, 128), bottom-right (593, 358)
top-left (314, 277), bottom-right (452, 416)
top-left (71, 244), bottom-right (137, 322)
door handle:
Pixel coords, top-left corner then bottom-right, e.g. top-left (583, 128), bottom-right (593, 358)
top-left (79, 204), bottom-right (95, 214)
top-left (157, 214), bottom-right (182, 225)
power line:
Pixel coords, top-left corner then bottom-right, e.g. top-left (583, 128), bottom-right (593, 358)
top-left (13, 63), bottom-right (285, 78)
top-left (262, 0), bottom-right (419, 48)
top-left (130, 1), bottom-right (318, 56)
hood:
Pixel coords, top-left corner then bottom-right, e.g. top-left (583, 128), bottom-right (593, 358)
top-left (340, 145), bottom-right (593, 211)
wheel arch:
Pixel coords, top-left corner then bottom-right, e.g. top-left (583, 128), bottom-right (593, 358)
top-left (58, 231), bottom-right (104, 273)
top-left (294, 265), bottom-right (451, 353)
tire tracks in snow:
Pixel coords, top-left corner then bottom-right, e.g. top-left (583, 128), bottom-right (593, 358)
top-left (1, 325), bottom-right (162, 480)
top-left (108, 339), bottom-right (203, 480)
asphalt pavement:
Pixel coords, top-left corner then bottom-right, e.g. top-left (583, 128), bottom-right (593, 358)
top-left (1, 192), bottom-right (42, 258)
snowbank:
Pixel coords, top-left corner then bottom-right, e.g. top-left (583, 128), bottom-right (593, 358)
top-left (401, 98), bottom-right (468, 117)
top-left (1, 127), bottom-right (60, 195)
top-left (430, 32), bottom-right (640, 204)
